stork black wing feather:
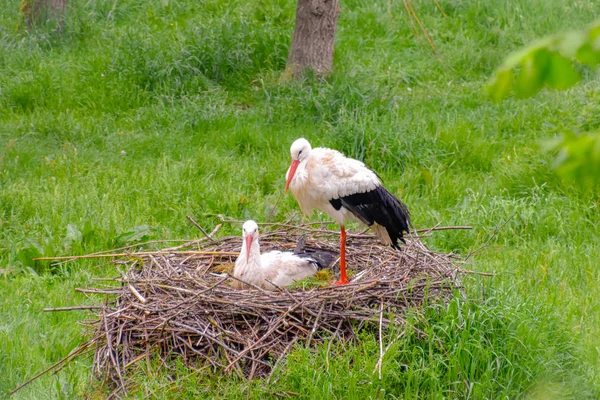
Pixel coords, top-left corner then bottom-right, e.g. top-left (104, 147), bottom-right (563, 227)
top-left (293, 235), bottom-right (337, 270)
top-left (337, 186), bottom-right (411, 248)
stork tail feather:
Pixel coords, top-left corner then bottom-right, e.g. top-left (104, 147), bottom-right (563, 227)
top-left (332, 185), bottom-right (411, 248)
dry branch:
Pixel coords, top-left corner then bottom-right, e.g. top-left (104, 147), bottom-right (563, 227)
top-left (33, 250), bottom-right (238, 261)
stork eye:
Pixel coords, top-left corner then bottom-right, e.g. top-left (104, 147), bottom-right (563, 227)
top-left (298, 150), bottom-right (303, 156)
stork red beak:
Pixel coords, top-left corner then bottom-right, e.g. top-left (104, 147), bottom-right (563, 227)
top-left (245, 235), bottom-right (253, 260)
top-left (285, 160), bottom-right (300, 194)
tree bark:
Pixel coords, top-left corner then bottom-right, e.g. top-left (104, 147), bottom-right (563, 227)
top-left (285, 0), bottom-right (340, 79)
top-left (20, 0), bottom-right (68, 30)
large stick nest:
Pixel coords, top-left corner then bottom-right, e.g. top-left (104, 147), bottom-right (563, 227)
top-left (75, 221), bottom-right (469, 392)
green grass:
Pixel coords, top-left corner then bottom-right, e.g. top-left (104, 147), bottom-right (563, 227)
top-left (1, 0), bottom-right (600, 398)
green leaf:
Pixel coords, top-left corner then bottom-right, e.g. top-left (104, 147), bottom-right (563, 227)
top-left (514, 50), bottom-right (548, 98)
top-left (17, 246), bottom-right (42, 268)
top-left (65, 224), bottom-right (83, 244)
top-left (502, 46), bottom-right (536, 69)
top-left (557, 31), bottom-right (586, 58)
top-left (575, 42), bottom-right (600, 66)
top-left (540, 135), bottom-right (564, 152)
top-left (115, 225), bottom-right (155, 245)
top-left (485, 68), bottom-right (513, 101)
top-left (81, 220), bottom-right (95, 244)
top-left (545, 52), bottom-right (580, 90)
top-left (588, 22), bottom-right (600, 42)
top-left (545, 131), bottom-right (600, 189)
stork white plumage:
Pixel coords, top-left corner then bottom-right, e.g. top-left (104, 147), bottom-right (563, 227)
top-left (284, 138), bottom-right (411, 285)
top-left (232, 220), bottom-right (334, 290)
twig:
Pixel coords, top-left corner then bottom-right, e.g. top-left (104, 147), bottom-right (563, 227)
top-left (55, 239), bottom-right (203, 264)
top-left (123, 353), bottom-right (147, 369)
top-left (306, 303), bottom-right (325, 347)
top-left (374, 299), bottom-right (384, 379)
top-left (219, 216), bottom-right (332, 227)
top-left (404, 0), bottom-right (438, 55)
top-left (465, 212), bottom-right (516, 261)
top-left (43, 306), bottom-right (102, 312)
top-left (208, 224), bottom-right (222, 238)
top-left (186, 215), bottom-right (217, 243)
top-left (9, 340), bottom-right (95, 395)
top-left (266, 191), bottom-right (285, 222)
top-left (0, 269), bottom-right (16, 274)
top-left (433, 0), bottom-right (448, 17)
top-left (34, 250), bottom-right (238, 261)
top-left (128, 284), bottom-right (147, 303)
top-left (460, 268), bottom-right (495, 277)
top-left (267, 337), bottom-right (298, 384)
top-left (414, 226), bottom-right (472, 233)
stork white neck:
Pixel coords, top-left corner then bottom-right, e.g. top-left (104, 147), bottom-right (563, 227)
top-left (233, 221), bottom-right (263, 285)
top-left (239, 232), bottom-right (261, 265)
top-left (285, 138), bottom-right (312, 193)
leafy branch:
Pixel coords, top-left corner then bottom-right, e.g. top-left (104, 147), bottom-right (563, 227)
top-left (487, 19), bottom-right (600, 189)
top-left (487, 19), bottom-right (600, 100)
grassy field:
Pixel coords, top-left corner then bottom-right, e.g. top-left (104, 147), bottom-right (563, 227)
top-left (1, 0), bottom-right (599, 398)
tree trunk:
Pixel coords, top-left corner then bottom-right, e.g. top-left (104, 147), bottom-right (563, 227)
top-left (20, 0), bottom-right (68, 30)
top-left (285, 0), bottom-right (340, 79)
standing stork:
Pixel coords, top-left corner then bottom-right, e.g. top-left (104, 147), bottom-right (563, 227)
top-left (232, 220), bottom-right (335, 290)
top-left (284, 138), bottom-right (411, 285)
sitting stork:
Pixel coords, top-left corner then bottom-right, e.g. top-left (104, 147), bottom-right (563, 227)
top-left (232, 220), bottom-right (335, 290)
top-left (284, 138), bottom-right (411, 285)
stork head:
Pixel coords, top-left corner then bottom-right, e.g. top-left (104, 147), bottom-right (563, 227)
top-left (242, 220), bottom-right (259, 260)
top-left (285, 138), bottom-right (312, 193)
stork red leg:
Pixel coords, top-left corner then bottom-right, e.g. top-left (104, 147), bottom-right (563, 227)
top-left (335, 225), bottom-right (350, 285)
